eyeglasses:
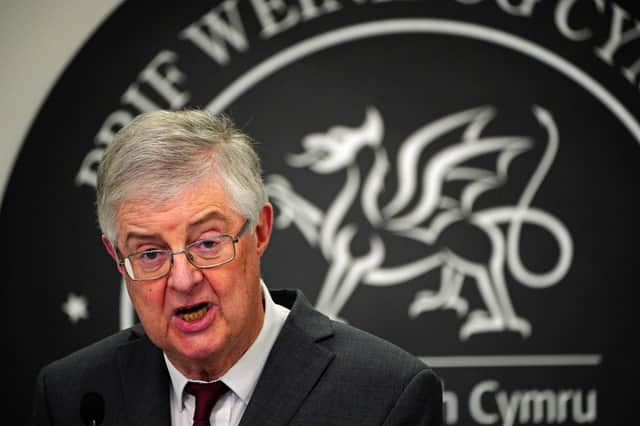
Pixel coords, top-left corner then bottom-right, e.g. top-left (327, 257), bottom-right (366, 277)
top-left (118, 220), bottom-right (251, 281)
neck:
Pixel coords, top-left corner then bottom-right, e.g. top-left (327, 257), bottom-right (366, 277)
top-left (167, 288), bottom-right (266, 381)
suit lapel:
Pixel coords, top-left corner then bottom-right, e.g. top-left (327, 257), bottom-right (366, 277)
top-left (240, 290), bottom-right (335, 426)
top-left (117, 326), bottom-right (171, 426)
top-left (112, 291), bottom-right (332, 426)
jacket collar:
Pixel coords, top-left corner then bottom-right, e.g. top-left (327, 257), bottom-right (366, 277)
top-left (115, 289), bottom-right (334, 426)
top-left (239, 289), bottom-right (335, 425)
top-left (117, 325), bottom-right (172, 426)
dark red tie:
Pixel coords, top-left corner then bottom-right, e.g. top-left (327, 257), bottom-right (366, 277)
top-left (185, 381), bottom-right (228, 426)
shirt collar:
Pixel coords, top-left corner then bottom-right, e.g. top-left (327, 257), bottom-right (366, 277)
top-left (164, 279), bottom-right (290, 408)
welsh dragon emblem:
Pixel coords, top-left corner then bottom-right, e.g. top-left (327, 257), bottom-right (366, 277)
top-left (266, 105), bottom-right (573, 339)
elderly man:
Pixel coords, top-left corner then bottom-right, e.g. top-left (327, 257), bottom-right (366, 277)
top-left (31, 110), bottom-right (443, 425)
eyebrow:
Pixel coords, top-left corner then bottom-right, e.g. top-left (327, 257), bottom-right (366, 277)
top-left (121, 232), bottom-right (163, 249)
top-left (121, 210), bottom-right (231, 247)
top-left (189, 209), bottom-right (230, 229)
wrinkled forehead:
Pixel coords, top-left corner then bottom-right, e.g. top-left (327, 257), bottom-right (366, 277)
top-left (112, 173), bottom-right (236, 242)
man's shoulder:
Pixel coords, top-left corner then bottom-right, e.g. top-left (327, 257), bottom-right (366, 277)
top-left (41, 324), bottom-right (149, 378)
top-left (272, 287), bottom-right (437, 380)
top-left (331, 319), bottom-right (426, 370)
top-left (326, 318), bottom-right (440, 397)
top-left (265, 288), bottom-right (443, 424)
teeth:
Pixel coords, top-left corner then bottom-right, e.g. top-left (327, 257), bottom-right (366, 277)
top-left (179, 305), bottom-right (208, 322)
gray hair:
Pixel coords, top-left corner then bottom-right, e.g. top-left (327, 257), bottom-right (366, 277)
top-left (96, 109), bottom-right (267, 243)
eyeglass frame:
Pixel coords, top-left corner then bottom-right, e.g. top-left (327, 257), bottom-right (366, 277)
top-left (117, 219), bottom-right (252, 281)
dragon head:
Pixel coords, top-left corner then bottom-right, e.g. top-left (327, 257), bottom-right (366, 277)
top-left (287, 107), bottom-right (384, 174)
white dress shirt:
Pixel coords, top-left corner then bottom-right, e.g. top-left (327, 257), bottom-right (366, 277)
top-left (164, 280), bottom-right (290, 426)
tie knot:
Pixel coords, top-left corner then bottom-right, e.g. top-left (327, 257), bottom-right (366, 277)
top-left (185, 381), bottom-right (228, 426)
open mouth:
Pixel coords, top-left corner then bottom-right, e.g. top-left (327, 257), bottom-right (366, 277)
top-left (176, 303), bottom-right (211, 322)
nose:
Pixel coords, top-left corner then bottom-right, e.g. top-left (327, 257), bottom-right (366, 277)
top-left (166, 250), bottom-right (203, 293)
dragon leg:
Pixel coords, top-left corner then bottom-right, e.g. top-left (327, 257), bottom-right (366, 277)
top-left (409, 260), bottom-right (468, 318)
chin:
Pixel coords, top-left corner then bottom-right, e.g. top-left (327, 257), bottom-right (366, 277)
top-left (174, 334), bottom-right (223, 361)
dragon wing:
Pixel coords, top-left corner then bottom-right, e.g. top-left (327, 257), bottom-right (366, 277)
top-left (383, 106), bottom-right (535, 232)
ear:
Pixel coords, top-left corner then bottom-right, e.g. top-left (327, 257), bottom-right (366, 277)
top-left (254, 203), bottom-right (273, 257)
top-left (102, 235), bottom-right (125, 274)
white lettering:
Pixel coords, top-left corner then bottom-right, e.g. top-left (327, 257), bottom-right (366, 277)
top-left (298, 0), bottom-right (342, 20)
top-left (469, 380), bottom-right (499, 424)
top-left (518, 390), bottom-right (557, 423)
top-left (622, 57), bottom-right (640, 86)
top-left (94, 110), bottom-right (133, 147)
top-left (121, 50), bottom-right (189, 113)
top-left (573, 390), bottom-right (597, 423)
top-left (557, 390), bottom-right (573, 422)
top-left (496, 390), bottom-right (521, 426)
top-left (251, 0), bottom-right (300, 38)
top-left (75, 110), bottom-right (134, 187)
top-left (555, 0), bottom-right (605, 41)
top-left (470, 380), bottom-right (598, 425)
top-left (496, 0), bottom-right (542, 17)
top-left (75, 148), bottom-right (104, 188)
top-left (443, 390), bottom-right (459, 424)
top-left (77, 50), bottom-right (189, 188)
top-left (139, 50), bottom-right (190, 108)
top-left (180, 0), bottom-right (248, 66)
top-left (121, 84), bottom-right (159, 113)
top-left (595, 3), bottom-right (640, 65)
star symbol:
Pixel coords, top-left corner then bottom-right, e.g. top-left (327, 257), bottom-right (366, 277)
top-left (62, 293), bottom-right (89, 323)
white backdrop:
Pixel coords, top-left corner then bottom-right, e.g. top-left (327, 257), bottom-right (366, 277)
top-left (0, 0), bottom-right (123, 203)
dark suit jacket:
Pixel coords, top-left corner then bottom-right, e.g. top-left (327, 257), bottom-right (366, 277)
top-left (32, 289), bottom-right (443, 425)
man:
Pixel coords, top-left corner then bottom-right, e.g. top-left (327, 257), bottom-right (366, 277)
top-left (32, 110), bottom-right (443, 425)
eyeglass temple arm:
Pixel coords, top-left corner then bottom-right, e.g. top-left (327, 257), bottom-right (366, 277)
top-left (233, 219), bottom-right (252, 242)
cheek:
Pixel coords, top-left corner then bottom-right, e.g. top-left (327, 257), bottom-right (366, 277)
top-left (208, 270), bottom-right (249, 313)
top-left (128, 284), bottom-right (165, 318)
